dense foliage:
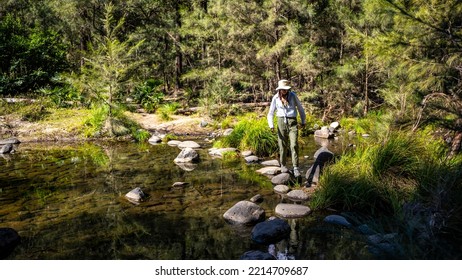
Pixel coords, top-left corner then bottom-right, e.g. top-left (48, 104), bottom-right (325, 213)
top-left (0, 1), bottom-right (460, 128)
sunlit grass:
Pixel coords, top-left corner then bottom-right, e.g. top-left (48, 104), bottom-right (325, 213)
top-left (216, 113), bottom-right (278, 157)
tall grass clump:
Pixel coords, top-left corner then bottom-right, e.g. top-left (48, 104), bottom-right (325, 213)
top-left (217, 113), bottom-right (278, 157)
top-left (311, 131), bottom-right (430, 215)
top-left (157, 102), bottom-right (180, 121)
top-left (311, 128), bottom-right (462, 258)
top-left (339, 111), bottom-right (392, 137)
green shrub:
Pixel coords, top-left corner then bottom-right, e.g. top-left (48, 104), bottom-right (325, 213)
top-left (38, 82), bottom-right (81, 108)
top-left (133, 79), bottom-right (164, 113)
top-left (157, 102), bottom-right (180, 121)
top-left (82, 105), bottom-right (108, 137)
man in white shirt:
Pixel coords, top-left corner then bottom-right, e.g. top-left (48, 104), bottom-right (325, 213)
top-left (267, 79), bottom-right (306, 178)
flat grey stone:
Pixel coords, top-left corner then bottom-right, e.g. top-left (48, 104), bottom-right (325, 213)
top-left (261, 160), bottom-right (280, 166)
top-left (274, 185), bottom-right (290, 194)
top-left (241, 150), bottom-right (253, 157)
top-left (245, 155), bottom-right (259, 163)
top-left (178, 141), bottom-right (201, 149)
top-left (275, 203), bottom-right (311, 218)
top-left (256, 166), bottom-right (280, 175)
top-left (286, 190), bottom-right (309, 202)
top-left (148, 135), bottom-right (162, 144)
top-left (167, 140), bottom-right (182, 146)
top-left (271, 173), bottom-right (291, 185)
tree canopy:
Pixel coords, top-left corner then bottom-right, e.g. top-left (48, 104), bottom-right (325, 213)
top-left (1, 0), bottom-right (461, 133)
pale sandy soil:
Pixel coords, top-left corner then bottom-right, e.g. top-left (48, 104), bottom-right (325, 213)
top-left (125, 112), bottom-right (214, 136)
top-left (0, 111), bottom-right (215, 142)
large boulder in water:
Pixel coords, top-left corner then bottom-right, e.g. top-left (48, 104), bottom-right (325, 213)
top-left (223, 201), bottom-right (265, 225)
top-left (251, 218), bottom-right (291, 245)
top-left (0, 143), bottom-right (14, 154)
top-left (125, 187), bottom-right (147, 204)
top-left (174, 147), bottom-right (200, 163)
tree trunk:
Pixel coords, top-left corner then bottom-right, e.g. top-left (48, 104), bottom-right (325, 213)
top-left (174, 2), bottom-right (182, 91)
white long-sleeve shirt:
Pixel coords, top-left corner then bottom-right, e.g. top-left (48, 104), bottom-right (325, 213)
top-left (267, 91), bottom-right (306, 129)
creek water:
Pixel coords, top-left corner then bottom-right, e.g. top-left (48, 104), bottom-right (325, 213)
top-left (0, 136), bottom-right (371, 259)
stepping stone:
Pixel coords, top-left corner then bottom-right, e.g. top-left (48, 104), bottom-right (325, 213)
top-left (274, 185), bottom-right (290, 194)
top-left (261, 160), bottom-right (280, 166)
top-left (271, 173), bottom-right (291, 185)
top-left (241, 150), bottom-right (253, 157)
top-left (148, 135), bottom-right (162, 144)
top-left (275, 203), bottom-right (311, 218)
top-left (286, 189), bottom-right (309, 202)
top-left (178, 141), bottom-right (201, 149)
top-left (167, 140), bottom-right (182, 146)
top-left (245, 155), bottom-right (259, 163)
top-left (256, 166), bottom-right (280, 175)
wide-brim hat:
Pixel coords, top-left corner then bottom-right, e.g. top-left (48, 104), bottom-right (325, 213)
top-left (276, 79), bottom-right (291, 91)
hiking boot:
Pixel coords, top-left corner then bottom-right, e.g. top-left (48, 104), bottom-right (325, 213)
top-left (280, 165), bottom-right (289, 173)
top-left (293, 167), bottom-right (301, 177)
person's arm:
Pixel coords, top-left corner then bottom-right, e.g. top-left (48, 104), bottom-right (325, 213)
top-left (294, 93), bottom-right (306, 125)
top-left (267, 96), bottom-right (276, 129)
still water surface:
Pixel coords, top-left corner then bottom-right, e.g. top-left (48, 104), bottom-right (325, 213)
top-left (0, 137), bottom-right (371, 259)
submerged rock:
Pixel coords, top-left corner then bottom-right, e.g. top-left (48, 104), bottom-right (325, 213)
top-left (240, 250), bottom-right (276, 260)
top-left (0, 228), bottom-right (21, 259)
top-left (323, 215), bottom-right (352, 228)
